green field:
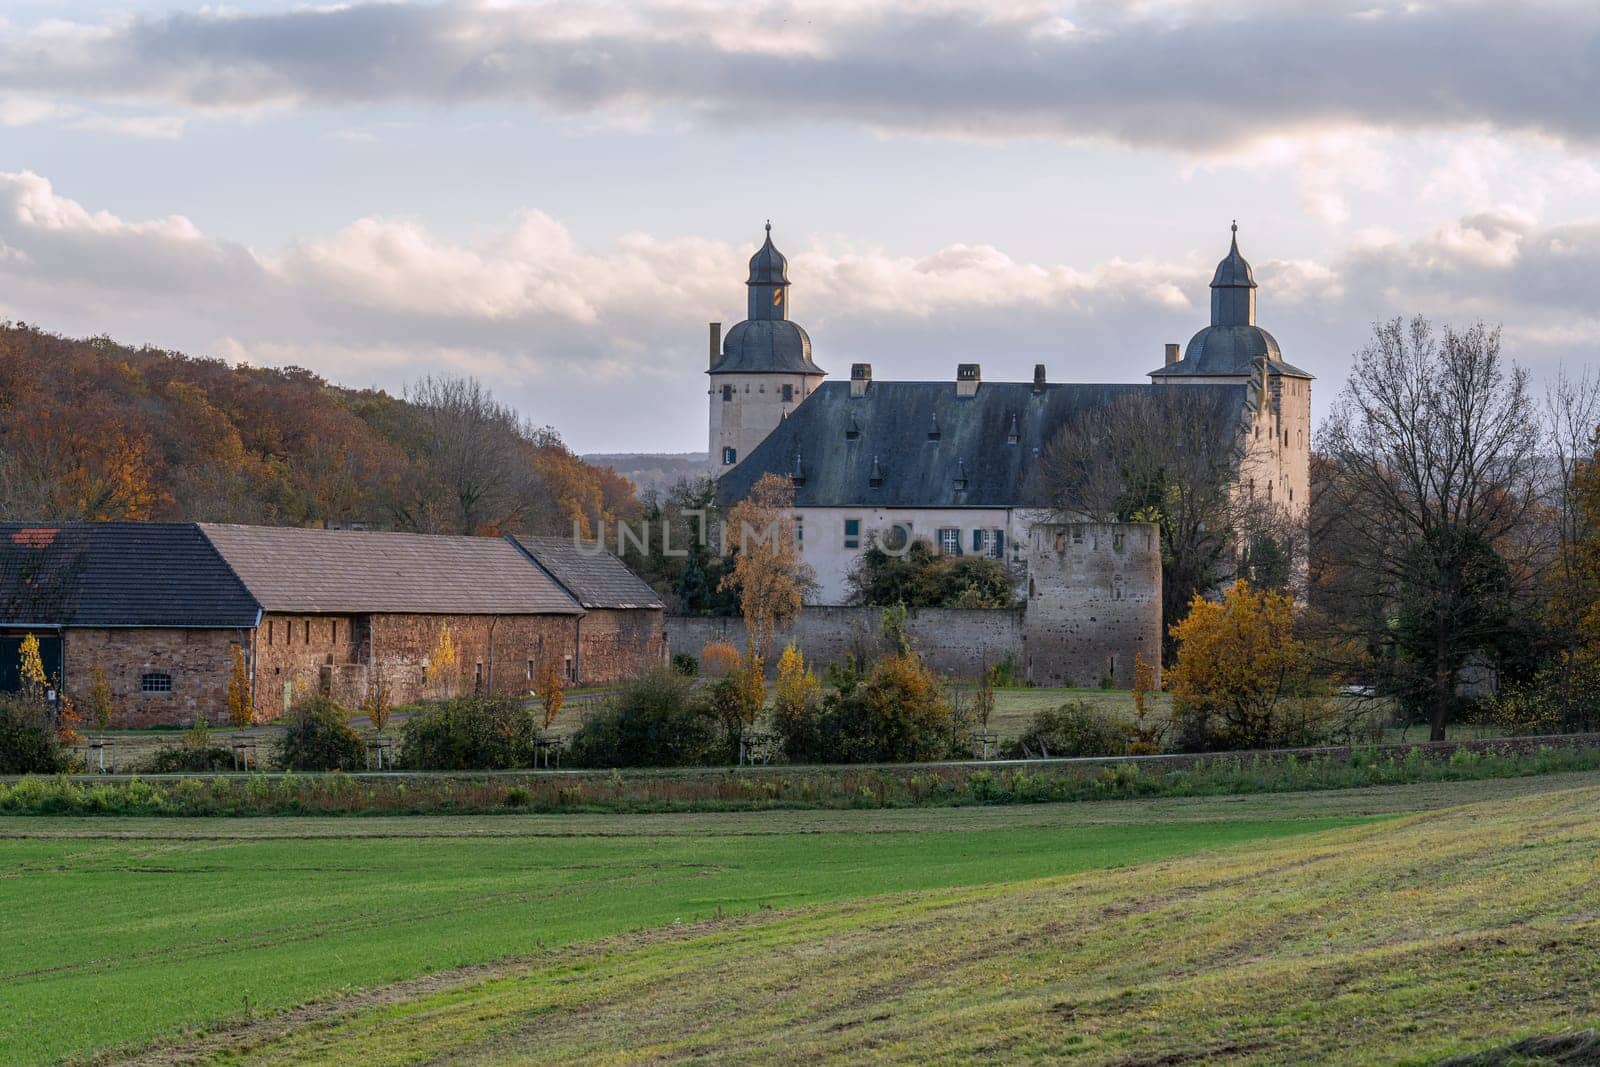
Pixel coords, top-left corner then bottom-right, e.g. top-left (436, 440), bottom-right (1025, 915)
top-left (4, 774), bottom-right (1596, 1064)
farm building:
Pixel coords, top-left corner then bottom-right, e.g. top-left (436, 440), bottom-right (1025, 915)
top-left (511, 535), bottom-right (667, 685)
top-left (0, 522), bottom-right (662, 726)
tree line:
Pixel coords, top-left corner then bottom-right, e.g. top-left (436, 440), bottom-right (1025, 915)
top-left (0, 323), bottom-right (636, 536)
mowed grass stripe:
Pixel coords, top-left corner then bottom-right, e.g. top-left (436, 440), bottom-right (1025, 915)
top-left (0, 813), bottom-right (1356, 1063)
top-left (147, 785), bottom-right (1600, 1066)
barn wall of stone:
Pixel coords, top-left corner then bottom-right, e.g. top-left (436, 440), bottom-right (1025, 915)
top-left (64, 626), bottom-right (243, 727)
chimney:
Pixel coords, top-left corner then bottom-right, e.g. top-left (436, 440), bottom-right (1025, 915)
top-left (956, 363), bottom-right (981, 398)
top-left (1165, 343), bottom-right (1180, 366)
top-left (850, 363), bottom-right (872, 397)
top-left (1032, 363), bottom-right (1047, 393)
top-left (708, 322), bottom-right (722, 369)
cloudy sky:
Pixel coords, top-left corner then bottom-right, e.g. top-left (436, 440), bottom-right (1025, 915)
top-left (2, 0), bottom-right (1598, 453)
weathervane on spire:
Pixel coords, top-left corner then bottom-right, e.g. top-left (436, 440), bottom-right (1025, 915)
top-left (1231, 219), bottom-right (1238, 234)
top-left (765, 219), bottom-right (772, 235)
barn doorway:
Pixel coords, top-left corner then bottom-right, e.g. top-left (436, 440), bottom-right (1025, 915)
top-left (0, 630), bottom-right (64, 692)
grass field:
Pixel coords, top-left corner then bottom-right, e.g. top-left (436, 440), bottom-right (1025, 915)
top-left (4, 773), bottom-right (1597, 1064)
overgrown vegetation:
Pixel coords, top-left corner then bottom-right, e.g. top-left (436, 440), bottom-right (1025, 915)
top-left (272, 697), bottom-right (366, 772)
top-left (846, 539), bottom-right (1015, 608)
top-left (0, 739), bottom-right (1595, 817)
top-left (399, 697), bottom-right (540, 770)
top-left (568, 669), bottom-right (721, 768)
top-left (0, 696), bottom-right (70, 775)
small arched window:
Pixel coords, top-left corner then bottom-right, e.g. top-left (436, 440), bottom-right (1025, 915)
top-left (721, 384), bottom-right (733, 402)
top-left (140, 672), bottom-right (173, 694)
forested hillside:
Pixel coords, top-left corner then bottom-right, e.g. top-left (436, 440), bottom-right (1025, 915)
top-left (0, 323), bottom-right (637, 536)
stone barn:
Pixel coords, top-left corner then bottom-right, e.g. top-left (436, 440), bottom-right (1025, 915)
top-left (199, 524), bottom-right (584, 719)
top-left (1, 523), bottom-right (259, 727)
top-left (0, 522), bottom-right (665, 725)
top-left (510, 536), bottom-right (667, 684)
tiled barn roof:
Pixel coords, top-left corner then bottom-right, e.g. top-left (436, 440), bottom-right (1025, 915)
top-left (0, 522), bottom-right (259, 628)
top-left (199, 525), bottom-right (583, 616)
top-left (510, 536), bottom-right (664, 611)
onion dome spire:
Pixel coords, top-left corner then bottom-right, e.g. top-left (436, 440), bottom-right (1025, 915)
top-left (747, 220), bottom-right (791, 320)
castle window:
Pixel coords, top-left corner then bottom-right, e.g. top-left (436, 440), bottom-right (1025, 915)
top-left (782, 384), bottom-right (794, 403)
top-left (331, 620), bottom-right (337, 644)
top-left (843, 518), bottom-right (861, 549)
top-left (722, 384), bottom-right (733, 402)
top-left (939, 528), bottom-right (961, 556)
top-left (989, 530), bottom-right (1004, 559)
top-left (527, 659), bottom-right (535, 681)
top-left (266, 621), bottom-right (273, 645)
top-left (474, 662), bottom-right (484, 692)
top-left (722, 447), bottom-right (737, 465)
top-left (304, 620), bottom-right (311, 644)
top-left (565, 656), bottom-right (576, 683)
top-left (795, 517), bottom-right (804, 545)
top-left (140, 672), bottom-right (173, 694)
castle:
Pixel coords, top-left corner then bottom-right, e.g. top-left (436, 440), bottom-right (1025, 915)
top-left (704, 224), bottom-right (1311, 684)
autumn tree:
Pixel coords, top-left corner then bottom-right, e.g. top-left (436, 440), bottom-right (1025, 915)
top-left (535, 655), bottom-right (566, 731)
top-left (700, 642), bottom-right (741, 676)
top-left (362, 665), bottom-right (393, 736)
top-left (430, 623), bottom-right (459, 698)
top-left (86, 665), bottom-right (114, 732)
top-left (221, 645), bottom-right (251, 730)
top-left (1318, 318), bottom-right (1542, 740)
top-left (1168, 581), bottom-right (1329, 752)
top-left (719, 473), bottom-right (814, 666)
top-left (17, 633), bottom-right (48, 702)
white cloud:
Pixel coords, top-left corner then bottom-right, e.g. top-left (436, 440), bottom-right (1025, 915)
top-left (3, 169), bottom-right (1599, 451)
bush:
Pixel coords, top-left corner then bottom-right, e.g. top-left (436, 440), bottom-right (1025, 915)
top-left (569, 669), bottom-right (720, 767)
top-left (137, 744), bottom-right (235, 774)
top-left (791, 653), bottom-right (958, 764)
top-left (700, 642), bottom-right (741, 676)
top-left (0, 697), bottom-right (70, 774)
top-left (671, 652), bottom-right (699, 676)
top-left (400, 697), bottom-right (539, 770)
top-left (1006, 701), bottom-right (1133, 759)
top-left (273, 696), bottom-right (365, 771)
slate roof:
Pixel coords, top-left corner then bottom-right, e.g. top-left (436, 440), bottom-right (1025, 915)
top-left (710, 318), bottom-right (824, 376)
top-left (0, 522), bottom-right (259, 628)
top-left (716, 380), bottom-right (1250, 509)
top-left (199, 525), bottom-right (582, 615)
top-left (511, 536), bottom-right (664, 610)
top-left (1150, 324), bottom-right (1314, 379)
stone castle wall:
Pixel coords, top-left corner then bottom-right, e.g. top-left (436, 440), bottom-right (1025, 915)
top-left (668, 606), bottom-right (1026, 678)
top-left (669, 523), bottom-right (1162, 687)
top-left (1023, 522), bottom-right (1162, 689)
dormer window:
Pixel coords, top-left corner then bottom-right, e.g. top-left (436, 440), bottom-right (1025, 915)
top-left (928, 412), bottom-right (941, 441)
top-left (953, 459), bottom-right (968, 492)
top-left (1006, 413), bottom-right (1020, 445)
top-left (868, 456), bottom-right (884, 489)
top-left (845, 414), bottom-right (861, 441)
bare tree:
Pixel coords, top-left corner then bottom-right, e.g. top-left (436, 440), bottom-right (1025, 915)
top-left (1039, 387), bottom-right (1289, 660)
top-left (1538, 366), bottom-right (1600, 722)
top-left (401, 376), bottom-right (540, 535)
top-left (1318, 317), bottom-right (1542, 741)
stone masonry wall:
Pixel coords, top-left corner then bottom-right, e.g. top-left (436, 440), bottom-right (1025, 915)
top-left (1024, 522), bottom-right (1162, 689)
top-left (65, 626), bottom-right (243, 728)
top-left (253, 612), bottom-right (584, 719)
top-left (578, 609), bottom-right (667, 685)
top-left (667, 606), bottom-right (1025, 678)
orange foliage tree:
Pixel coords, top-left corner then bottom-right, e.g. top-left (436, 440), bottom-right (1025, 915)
top-left (1168, 581), bottom-right (1329, 752)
